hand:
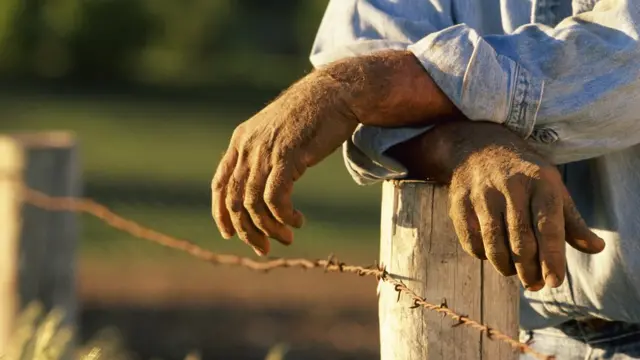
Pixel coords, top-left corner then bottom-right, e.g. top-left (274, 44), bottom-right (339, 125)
top-left (388, 120), bottom-right (605, 291)
top-left (211, 72), bottom-right (358, 256)
top-left (212, 50), bottom-right (461, 256)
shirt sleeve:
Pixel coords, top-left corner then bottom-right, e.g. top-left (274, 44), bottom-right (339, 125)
top-left (310, 0), bottom-right (455, 185)
top-left (408, 0), bottom-right (640, 164)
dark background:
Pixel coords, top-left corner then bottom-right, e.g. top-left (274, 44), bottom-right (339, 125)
top-left (1, 1), bottom-right (383, 359)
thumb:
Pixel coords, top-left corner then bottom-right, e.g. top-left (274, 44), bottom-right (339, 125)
top-left (562, 189), bottom-right (605, 254)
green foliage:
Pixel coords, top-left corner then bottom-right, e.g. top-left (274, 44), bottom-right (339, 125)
top-left (0, 0), bottom-right (330, 88)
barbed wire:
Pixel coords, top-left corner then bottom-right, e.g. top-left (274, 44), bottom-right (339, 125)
top-left (20, 185), bottom-right (555, 360)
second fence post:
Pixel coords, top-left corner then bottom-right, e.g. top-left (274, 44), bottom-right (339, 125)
top-left (0, 132), bottom-right (79, 358)
top-left (378, 180), bottom-right (519, 360)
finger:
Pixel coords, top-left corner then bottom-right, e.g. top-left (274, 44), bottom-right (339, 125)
top-left (449, 190), bottom-right (486, 260)
top-left (505, 188), bottom-right (544, 291)
top-left (245, 166), bottom-right (294, 245)
top-left (531, 183), bottom-right (566, 288)
top-left (225, 162), bottom-right (269, 255)
top-left (264, 164), bottom-right (305, 228)
top-left (232, 210), bottom-right (271, 256)
top-left (473, 188), bottom-right (516, 277)
top-left (211, 148), bottom-right (238, 239)
top-left (562, 187), bottom-right (606, 254)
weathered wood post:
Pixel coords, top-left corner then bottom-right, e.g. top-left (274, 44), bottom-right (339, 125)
top-left (379, 180), bottom-right (519, 359)
top-left (0, 132), bottom-right (79, 356)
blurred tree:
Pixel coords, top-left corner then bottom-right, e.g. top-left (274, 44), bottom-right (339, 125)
top-left (0, 0), bottom-right (331, 89)
top-left (132, 0), bottom-right (233, 86)
top-left (0, 0), bottom-right (22, 72)
top-left (68, 0), bottom-right (154, 83)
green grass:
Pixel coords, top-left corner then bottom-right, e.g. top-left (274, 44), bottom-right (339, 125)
top-left (0, 94), bottom-right (382, 262)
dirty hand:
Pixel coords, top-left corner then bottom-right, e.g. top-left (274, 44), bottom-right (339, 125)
top-left (211, 72), bottom-right (358, 256)
top-left (388, 120), bottom-right (606, 291)
top-left (212, 50), bottom-right (461, 256)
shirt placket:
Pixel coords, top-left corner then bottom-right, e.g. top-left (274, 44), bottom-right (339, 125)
top-left (529, 0), bottom-right (587, 319)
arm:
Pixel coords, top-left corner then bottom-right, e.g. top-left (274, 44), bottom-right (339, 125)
top-left (316, 0), bottom-right (640, 167)
top-left (404, 0), bottom-right (640, 164)
top-left (210, 55), bottom-right (458, 256)
top-left (309, 0), bottom-right (459, 184)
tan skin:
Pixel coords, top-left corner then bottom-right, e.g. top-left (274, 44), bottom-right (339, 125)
top-left (211, 50), bottom-right (605, 291)
top-left (387, 120), bottom-right (605, 290)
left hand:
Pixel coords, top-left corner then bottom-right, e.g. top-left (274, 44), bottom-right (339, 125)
top-left (388, 120), bottom-right (605, 290)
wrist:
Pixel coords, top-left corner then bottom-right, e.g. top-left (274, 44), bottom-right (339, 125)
top-left (387, 121), bottom-right (530, 184)
top-left (386, 121), bottom-right (459, 183)
top-left (300, 70), bottom-right (360, 130)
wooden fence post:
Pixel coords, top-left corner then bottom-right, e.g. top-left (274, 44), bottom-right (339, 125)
top-left (379, 180), bottom-right (519, 360)
top-left (0, 132), bottom-right (79, 356)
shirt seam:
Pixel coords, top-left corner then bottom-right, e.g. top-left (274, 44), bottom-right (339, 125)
top-left (504, 64), bottom-right (543, 139)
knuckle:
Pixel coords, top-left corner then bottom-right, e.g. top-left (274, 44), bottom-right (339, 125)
top-left (226, 197), bottom-right (244, 213)
top-left (510, 240), bottom-right (537, 258)
top-left (211, 178), bottom-right (225, 192)
top-left (485, 247), bottom-right (509, 260)
top-left (508, 215), bottom-right (531, 238)
top-left (449, 192), bottom-right (470, 213)
top-left (231, 125), bottom-right (245, 140)
top-left (471, 186), bottom-right (499, 206)
top-left (243, 196), bottom-right (262, 212)
top-left (537, 216), bottom-right (563, 238)
top-left (272, 146), bottom-right (292, 160)
top-left (540, 189), bottom-right (562, 211)
top-left (542, 246), bottom-right (564, 258)
top-left (480, 218), bottom-right (499, 234)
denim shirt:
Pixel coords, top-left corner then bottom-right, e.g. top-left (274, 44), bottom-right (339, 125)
top-left (310, 0), bottom-right (640, 330)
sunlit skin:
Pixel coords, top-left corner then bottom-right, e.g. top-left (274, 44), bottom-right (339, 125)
top-left (211, 50), bottom-right (605, 291)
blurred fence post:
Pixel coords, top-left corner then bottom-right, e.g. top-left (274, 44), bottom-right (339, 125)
top-left (378, 180), bottom-right (519, 360)
top-left (0, 132), bottom-right (79, 356)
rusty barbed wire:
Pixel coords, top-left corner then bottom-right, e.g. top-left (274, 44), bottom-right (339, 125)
top-left (20, 185), bottom-right (554, 360)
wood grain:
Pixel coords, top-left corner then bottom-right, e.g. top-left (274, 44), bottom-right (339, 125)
top-left (379, 181), bottom-right (518, 360)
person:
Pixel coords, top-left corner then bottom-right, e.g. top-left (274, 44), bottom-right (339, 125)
top-left (210, 0), bottom-right (640, 358)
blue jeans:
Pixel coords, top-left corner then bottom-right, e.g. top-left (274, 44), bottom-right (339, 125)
top-left (520, 320), bottom-right (640, 360)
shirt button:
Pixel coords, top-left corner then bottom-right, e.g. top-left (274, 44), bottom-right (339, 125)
top-left (531, 128), bottom-right (559, 144)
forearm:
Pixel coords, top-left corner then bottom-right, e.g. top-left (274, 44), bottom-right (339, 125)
top-left (319, 50), bottom-right (462, 128)
top-left (405, 0), bottom-right (640, 163)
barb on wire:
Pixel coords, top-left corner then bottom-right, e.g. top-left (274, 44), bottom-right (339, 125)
top-left (18, 185), bottom-right (555, 360)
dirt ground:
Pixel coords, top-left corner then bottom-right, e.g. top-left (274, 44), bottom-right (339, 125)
top-left (78, 258), bottom-right (381, 360)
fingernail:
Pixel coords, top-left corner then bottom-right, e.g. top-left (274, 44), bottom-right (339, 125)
top-left (525, 283), bottom-right (544, 292)
top-left (544, 273), bottom-right (561, 288)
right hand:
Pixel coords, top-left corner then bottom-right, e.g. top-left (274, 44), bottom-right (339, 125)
top-left (211, 72), bottom-right (358, 256)
top-left (212, 50), bottom-right (460, 256)
top-left (388, 121), bottom-right (605, 291)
